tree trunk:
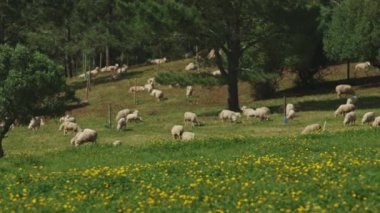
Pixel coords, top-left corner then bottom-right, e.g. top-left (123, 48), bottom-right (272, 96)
top-left (0, 119), bottom-right (13, 159)
top-left (347, 61), bottom-right (350, 80)
top-left (0, 139), bottom-right (4, 158)
top-left (227, 43), bottom-right (241, 111)
top-left (106, 46), bottom-right (109, 67)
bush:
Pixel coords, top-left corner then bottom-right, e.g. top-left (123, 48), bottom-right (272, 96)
top-left (155, 71), bottom-right (226, 86)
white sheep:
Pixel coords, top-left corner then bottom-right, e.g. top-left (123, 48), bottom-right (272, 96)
top-left (59, 121), bottom-right (81, 135)
top-left (116, 64), bottom-right (128, 74)
top-left (101, 64), bottom-right (119, 72)
top-left (346, 96), bottom-right (358, 105)
top-left (335, 84), bottom-right (355, 98)
top-left (147, 77), bottom-right (156, 86)
top-left (148, 57), bottom-right (167, 65)
top-left (144, 83), bottom-right (154, 93)
top-left (254, 107), bottom-right (271, 121)
top-left (115, 109), bottom-right (131, 121)
top-left (185, 62), bottom-right (197, 71)
top-left (362, 112), bottom-right (375, 125)
top-left (150, 89), bottom-right (164, 101)
top-left (372, 116), bottom-right (380, 127)
top-left (212, 70), bottom-right (221, 76)
top-left (241, 106), bottom-right (256, 119)
top-left (286, 104), bottom-right (295, 114)
top-left (126, 110), bottom-right (142, 122)
top-left (287, 109), bottom-right (296, 120)
top-left (113, 140), bottom-right (122, 146)
top-left (355, 61), bottom-right (371, 71)
top-left (301, 124), bottom-right (321, 134)
top-left (343, 111), bottom-right (356, 126)
top-left (28, 117), bottom-right (43, 130)
top-left (129, 86), bottom-right (145, 93)
top-left (219, 110), bottom-right (241, 122)
top-left (59, 115), bottom-right (76, 123)
top-left (334, 104), bottom-right (355, 117)
top-left (117, 118), bottom-right (127, 131)
top-left (70, 129), bottom-right (97, 147)
top-left (186, 86), bottom-right (193, 98)
top-left (171, 125), bottom-right (184, 139)
top-left (181, 132), bottom-right (195, 141)
top-left (184, 112), bottom-right (200, 126)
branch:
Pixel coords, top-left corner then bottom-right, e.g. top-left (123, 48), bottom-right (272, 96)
top-left (215, 49), bottom-right (228, 77)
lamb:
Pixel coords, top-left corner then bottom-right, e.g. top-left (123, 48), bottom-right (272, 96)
top-left (70, 128), bottom-right (97, 147)
top-left (186, 86), bottom-right (193, 98)
top-left (171, 125), bottom-right (184, 139)
top-left (253, 107), bottom-right (271, 121)
top-left (362, 112), bottom-right (375, 125)
top-left (346, 96), bottom-right (358, 105)
top-left (185, 62), bottom-right (197, 71)
top-left (59, 121), bottom-right (81, 135)
top-left (117, 118), bottom-right (127, 131)
top-left (129, 86), bottom-right (145, 93)
top-left (301, 124), bottom-right (321, 134)
top-left (148, 57), bottom-right (167, 65)
top-left (286, 104), bottom-right (295, 114)
top-left (287, 109), bottom-right (296, 120)
top-left (181, 132), bottom-right (195, 141)
top-left (59, 115), bottom-right (76, 123)
top-left (335, 84), bottom-right (355, 98)
top-left (115, 109), bottom-right (132, 121)
top-left (150, 89), bottom-right (164, 101)
top-left (126, 110), bottom-right (142, 122)
top-left (212, 70), bottom-right (221, 76)
top-left (372, 116), bottom-right (380, 127)
top-left (116, 64), bottom-right (128, 74)
top-left (219, 110), bottom-right (241, 122)
top-left (343, 111), bottom-right (356, 126)
top-left (28, 117), bottom-right (44, 130)
top-left (144, 83), bottom-right (154, 93)
top-left (184, 112), bottom-right (200, 126)
top-left (241, 106), bottom-right (256, 119)
top-left (355, 61), bottom-right (371, 71)
top-left (334, 104), bottom-right (355, 117)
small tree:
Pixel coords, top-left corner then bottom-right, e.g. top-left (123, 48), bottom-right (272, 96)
top-left (0, 44), bottom-right (70, 158)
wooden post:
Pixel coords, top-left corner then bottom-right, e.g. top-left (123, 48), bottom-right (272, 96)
top-left (108, 104), bottom-right (112, 129)
top-left (284, 96), bottom-right (288, 124)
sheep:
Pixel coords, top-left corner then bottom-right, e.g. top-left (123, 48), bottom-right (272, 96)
top-left (148, 57), bottom-right (167, 65)
top-left (334, 104), bottom-right (355, 117)
top-left (362, 112), bottom-right (375, 125)
top-left (301, 124), bottom-right (321, 134)
top-left (59, 121), bottom-right (81, 135)
top-left (113, 140), bottom-right (122, 146)
top-left (101, 64), bottom-right (119, 72)
top-left (129, 86), bottom-right (145, 93)
top-left (117, 118), bottom-right (127, 131)
top-left (78, 67), bottom-right (100, 79)
top-left (343, 111), bottom-right (356, 126)
top-left (212, 70), bottom-right (221, 76)
top-left (241, 106), bottom-right (256, 119)
top-left (28, 117), bottom-right (43, 130)
top-left (70, 129), bottom-right (97, 147)
top-left (184, 112), bottom-right (200, 126)
top-left (150, 89), bottom-right (164, 101)
top-left (115, 109), bottom-right (132, 122)
top-left (147, 77), bottom-right (156, 86)
top-left (171, 125), bottom-right (184, 139)
top-left (287, 109), bottom-right (296, 120)
top-left (286, 104), bottom-right (295, 114)
top-left (185, 62), bottom-right (197, 71)
top-left (254, 107), bottom-right (271, 121)
top-left (346, 96), bottom-right (358, 105)
top-left (181, 132), bottom-right (195, 141)
top-left (335, 84), bottom-right (355, 98)
top-left (116, 64), bottom-right (128, 74)
top-left (372, 116), bottom-right (380, 127)
top-left (59, 115), bottom-right (76, 123)
top-left (186, 86), bottom-right (193, 98)
top-left (144, 83), bottom-right (154, 93)
top-left (355, 61), bottom-right (371, 71)
top-left (126, 110), bottom-right (142, 122)
top-left (219, 110), bottom-right (241, 122)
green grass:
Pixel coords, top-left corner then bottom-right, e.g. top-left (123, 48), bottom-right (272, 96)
top-left (0, 59), bottom-right (379, 211)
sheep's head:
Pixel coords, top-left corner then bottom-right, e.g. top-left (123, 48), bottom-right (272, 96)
top-left (241, 106), bottom-right (247, 110)
top-left (366, 61), bottom-right (371, 66)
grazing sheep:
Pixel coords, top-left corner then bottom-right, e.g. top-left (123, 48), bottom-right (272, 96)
top-left (117, 118), bottom-right (127, 131)
top-left (185, 62), bottom-right (197, 71)
top-left (181, 132), bottom-right (195, 141)
top-left (334, 104), bottom-right (355, 117)
top-left (184, 112), bottom-right (200, 126)
top-left (302, 124), bottom-right (322, 134)
top-left (150, 89), bottom-right (164, 101)
top-left (78, 67), bottom-right (100, 78)
top-left (115, 109), bottom-right (131, 121)
top-left (254, 107), bottom-right (271, 121)
top-left (335, 84), bottom-right (355, 98)
top-left (171, 125), bottom-right (184, 139)
top-left (346, 96), bottom-right (358, 105)
top-left (59, 115), bottom-right (76, 123)
top-left (212, 70), bottom-right (221, 76)
top-left (286, 104), bottom-right (295, 114)
top-left (101, 64), bottom-right (119, 72)
top-left (148, 57), bottom-right (167, 65)
top-left (186, 86), bottom-right (193, 98)
top-left (343, 111), bottom-right (356, 126)
top-left (116, 64), bottom-right (128, 74)
top-left (241, 106), bottom-right (256, 119)
top-left (287, 109), bottom-right (296, 120)
top-left (113, 140), bottom-right (122, 146)
top-left (70, 129), bottom-right (97, 147)
top-left (219, 110), bottom-right (241, 122)
top-left (126, 110), bottom-right (143, 122)
top-left (28, 117), bottom-right (43, 130)
top-left (147, 77), bottom-right (156, 86)
top-left (144, 83), bottom-right (154, 93)
top-left (355, 61), bottom-right (371, 71)
top-left (59, 121), bottom-right (81, 135)
top-left (372, 116), bottom-right (380, 127)
top-left (362, 112), bottom-right (375, 125)
top-left (129, 86), bottom-right (145, 93)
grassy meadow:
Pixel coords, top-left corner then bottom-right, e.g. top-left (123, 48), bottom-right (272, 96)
top-left (0, 59), bottom-right (379, 211)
